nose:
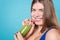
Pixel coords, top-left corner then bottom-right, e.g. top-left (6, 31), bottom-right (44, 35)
top-left (35, 14), bottom-right (39, 17)
top-left (35, 11), bottom-right (40, 17)
top-left (35, 12), bottom-right (43, 18)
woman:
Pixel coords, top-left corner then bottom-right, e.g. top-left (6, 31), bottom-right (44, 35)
top-left (14, 0), bottom-right (60, 40)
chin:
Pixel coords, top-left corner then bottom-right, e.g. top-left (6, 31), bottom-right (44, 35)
top-left (35, 22), bottom-right (43, 26)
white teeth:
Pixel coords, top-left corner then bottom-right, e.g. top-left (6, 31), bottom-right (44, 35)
top-left (37, 19), bottom-right (40, 20)
top-left (36, 19), bottom-right (41, 20)
top-left (35, 18), bottom-right (43, 21)
top-left (32, 17), bottom-right (43, 21)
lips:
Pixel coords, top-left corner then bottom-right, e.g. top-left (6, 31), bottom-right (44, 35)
top-left (34, 18), bottom-right (43, 22)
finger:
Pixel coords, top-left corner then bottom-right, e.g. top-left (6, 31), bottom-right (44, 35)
top-left (17, 32), bottom-right (24, 40)
top-left (22, 19), bottom-right (28, 25)
top-left (31, 21), bottom-right (35, 27)
top-left (22, 19), bottom-right (31, 25)
top-left (24, 19), bottom-right (29, 21)
top-left (14, 34), bottom-right (18, 40)
top-left (24, 19), bottom-right (29, 23)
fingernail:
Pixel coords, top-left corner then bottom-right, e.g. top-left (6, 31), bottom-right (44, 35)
top-left (16, 32), bottom-right (18, 33)
top-left (31, 20), bottom-right (33, 22)
top-left (31, 20), bottom-right (35, 24)
top-left (33, 21), bottom-right (35, 24)
top-left (18, 32), bottom-right (20, 33)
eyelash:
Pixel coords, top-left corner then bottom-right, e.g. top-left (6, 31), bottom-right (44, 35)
top-left (32, 9), bottom-right (44, 12)
top-left (32, 9), bottom-right (36, 11)
top-left (39, 9), bottom-right (44, 12)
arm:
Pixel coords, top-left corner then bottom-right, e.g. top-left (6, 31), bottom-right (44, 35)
top-left (46, 29), bottom-right (60, 40)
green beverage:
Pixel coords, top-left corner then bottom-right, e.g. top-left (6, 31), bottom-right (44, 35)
top-left (20, 24), bottom-right (31, 37)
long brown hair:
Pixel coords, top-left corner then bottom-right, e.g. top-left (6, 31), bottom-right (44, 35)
top-left (31, 0), bottom-right (59, 33)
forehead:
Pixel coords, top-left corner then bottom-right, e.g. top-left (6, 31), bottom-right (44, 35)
top-left (32, 2), bottom-right (44, 9)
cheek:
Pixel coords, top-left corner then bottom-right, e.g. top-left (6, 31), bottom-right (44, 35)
top-left (31, 13), bottom-right (35, 18)
top-left (39, 12), bottom-right (44, 16)
top-left (35, 20), bottom-right (44, 25)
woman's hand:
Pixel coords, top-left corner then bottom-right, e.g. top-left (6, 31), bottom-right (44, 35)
top-left (14, 19), bottom-right (35, 40)
top-left (14, 32), bottom-right (25, 40)
top-left (22, 19), bottom-right (35, 39)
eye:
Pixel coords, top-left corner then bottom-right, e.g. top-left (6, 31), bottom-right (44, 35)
top-left (32, 9), bottom-right (36, 11)
top-left (39, 9), bottom-right (44, 12)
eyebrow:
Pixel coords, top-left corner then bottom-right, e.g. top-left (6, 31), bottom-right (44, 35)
top-left (39, 9), bottom-right (44, 11)
top-left (32, 8), bottom-right (44, 10)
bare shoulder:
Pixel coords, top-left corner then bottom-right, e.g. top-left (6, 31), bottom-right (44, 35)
top-left (46, 28), bottom-right (60, 40)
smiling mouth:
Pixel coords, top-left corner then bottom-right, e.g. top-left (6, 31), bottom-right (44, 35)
top-left (34, 18), bottom-right (43, 22)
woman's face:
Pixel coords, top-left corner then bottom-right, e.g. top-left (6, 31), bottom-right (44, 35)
top-left (31, 2), bottom-right (44, 26)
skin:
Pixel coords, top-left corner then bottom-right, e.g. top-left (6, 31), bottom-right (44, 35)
top-left (14, 2), bottom-right (60, 40)
top-left (46, 29), bottom-right (60, 40)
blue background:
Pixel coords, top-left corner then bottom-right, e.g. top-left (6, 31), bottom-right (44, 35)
top-left (0, 0), bottom-right (60, 40)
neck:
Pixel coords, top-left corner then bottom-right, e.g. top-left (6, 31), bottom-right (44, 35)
top-left (37, 26), bottom-right (43, 32)
top-left (38, 25), bottom-right (42, 29)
